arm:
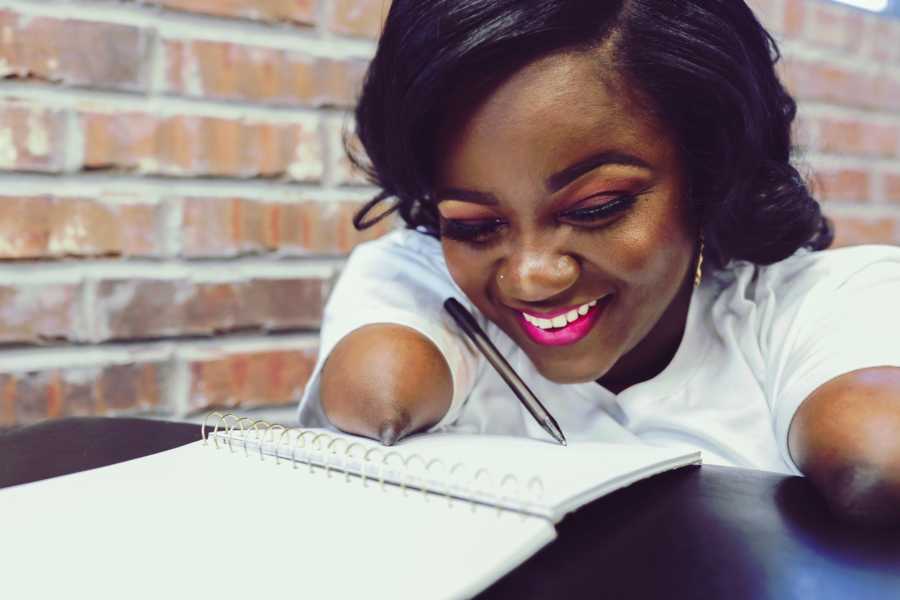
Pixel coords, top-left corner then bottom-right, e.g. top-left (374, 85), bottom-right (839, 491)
top-left (788, 366), bottom-right (900, 526)
top-left (320, 324), bottom-right (454, 445)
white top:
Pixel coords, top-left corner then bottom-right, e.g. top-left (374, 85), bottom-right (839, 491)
top-left (298, 228), bottom-right (900, 475)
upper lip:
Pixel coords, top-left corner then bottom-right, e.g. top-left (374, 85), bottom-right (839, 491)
top-left (512, 295), bottom-right (609, 319)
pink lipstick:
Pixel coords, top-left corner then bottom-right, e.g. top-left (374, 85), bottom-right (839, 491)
top-left (517, 297), bottom-right (609, 347)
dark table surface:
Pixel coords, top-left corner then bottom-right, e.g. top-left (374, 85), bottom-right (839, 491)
top-left (2, 417), bottom-right (898, 599)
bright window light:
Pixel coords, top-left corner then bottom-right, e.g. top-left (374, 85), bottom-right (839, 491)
top-left (832, 0), bottom-right (889, 11)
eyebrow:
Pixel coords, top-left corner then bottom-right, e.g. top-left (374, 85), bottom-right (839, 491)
top-left (434, 150), bottom-right (651, 205)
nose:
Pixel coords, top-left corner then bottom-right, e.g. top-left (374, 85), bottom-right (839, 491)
top-left (497, 245), bottom-right (580, 303)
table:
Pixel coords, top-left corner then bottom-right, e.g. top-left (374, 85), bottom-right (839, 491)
top-left (2, 417), bottom-right (898, 599)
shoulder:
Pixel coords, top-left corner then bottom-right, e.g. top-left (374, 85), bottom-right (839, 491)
top-left (346, 227), bottom-right (445, 271)
top-left (711, 245), bottom-right (900, 309)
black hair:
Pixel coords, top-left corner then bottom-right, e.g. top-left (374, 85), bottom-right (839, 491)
top-left (349, 0), bottom-right (832, 268)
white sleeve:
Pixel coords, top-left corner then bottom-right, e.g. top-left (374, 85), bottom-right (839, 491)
top-left (767, 251), bottom-right (900, 474)
top-left (297, 230), bottom-right (481, 431)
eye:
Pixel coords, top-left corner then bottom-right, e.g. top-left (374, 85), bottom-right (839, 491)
top-left (439, 217), bottom-right (506, 245)
top-left (558, 194), bottom-right (638, 225)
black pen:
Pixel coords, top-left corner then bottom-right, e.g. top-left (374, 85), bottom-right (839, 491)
top-left (443, 298), bottom-right (567, 446)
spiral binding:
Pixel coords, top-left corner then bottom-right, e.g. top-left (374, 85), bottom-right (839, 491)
top-left (201, 412), bottom-right (545, 515)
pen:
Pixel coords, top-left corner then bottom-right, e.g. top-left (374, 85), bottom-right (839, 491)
top-left (443, 297), bottom-right (567, 446)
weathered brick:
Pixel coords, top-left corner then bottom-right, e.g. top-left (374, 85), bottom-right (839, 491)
top-left (0, 196), bottom-right (163, 259)
top-left (96, 363), bottom-right (163, 413)
top-left (803, 1), bottom-right (864, 53)
top-left (329, 0), bottom-right (389, 39)
top-left (241, 278), bottom-right (326, 330)
top-left (187, 347), bottom-right (317, 413)
top-left (81, 112), bottom-right (323, 180)
top-left (0, 10), bottom-right (151, 92)
top-left (94, 279), bottom-right (190, 340)
top-left (93, 277), bottom-right (328, 341)
top-left (783, 57), bottom-right (900, 113)
top-left (0, 283), bottom-right (83, 344)
top-left (164, 39), bottom-right (367, 108)
top-left (783, 0), bottom-right (806, 37)
top-left (149, 0), bottom-right (317, 25)
top-left (178, 197), bottom-right (392, 257)
top-left (811, 167), bottom-right (872, 203)
top-left (831, 215), bottom-right (899, 247)
top-left (860, 16), bottom-right (900, 64)
top-left (884, 174), bottom-right (900, 204)
top-left (0, 104), bottom-right (67, 173)
top-left (0, 364), bottom-right (163, 427)
top-left (817, 118), bottom-right (900, 159)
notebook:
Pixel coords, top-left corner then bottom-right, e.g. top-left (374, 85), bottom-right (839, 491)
top-left (0, 412), bottom-right (701, 600)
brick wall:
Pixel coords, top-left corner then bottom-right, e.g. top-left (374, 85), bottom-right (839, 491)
top-left (0, 0), bottom-right (898, 428)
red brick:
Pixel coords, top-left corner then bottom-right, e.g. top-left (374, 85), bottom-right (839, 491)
top-left (93, 277), bottom-right (328, 341)
top-left (329, 0), bottom-right (389, 39)
top-left (81, 112), bottom-right (323, 181)
top-left (0, 10), bottom-right (150, 92)
top-left (0, 283), bottom-right (83, 344)
top-left (94, 279), bottom-right (191, 340)
top-left (164, 39), bottom-right (367, 108)
top-left (817, 118), bottom-right (900, 159)
top-left (241, 278), bottom-right (327, 329)
top-left (860, 15), bottom-right (898, 63)
top-left (187, 347), bottom-right (318, 413)
top-left (811, 167), bottom-right (872, 203)
top-left (96, 363), bottom-right (164, 413)
top-left (0, 104), bottom-right (67, 173)
top-left (783, 0), bottom-right (806, 37)
top-left (884, 174), bottom-right (900, 204)
top-left (0, 196), bottom-right (163, 259)
top-left (150, 0), bottom-right (317, 25)
top-left (804, 1), bottom-right (864, 53)
top-left (178, 197), bottom-right (391, 257)
top-left (831, 215), bottom-right (899, 247)
top-left (0, 363), bottom-right (163, 427)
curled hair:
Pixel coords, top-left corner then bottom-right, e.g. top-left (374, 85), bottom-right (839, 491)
top-left (349, 0), bottom-right (832, 267)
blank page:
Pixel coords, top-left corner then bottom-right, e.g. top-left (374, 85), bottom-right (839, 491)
top-left (211, 429), bottom-right (700, 522)
top-left (392, 433), bottom-right (702, 520)
top-left (0, 440), bottom-right (556, 600)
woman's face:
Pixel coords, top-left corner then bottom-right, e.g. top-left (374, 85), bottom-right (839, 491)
top-left (435, 51), bottom-right (697, 388)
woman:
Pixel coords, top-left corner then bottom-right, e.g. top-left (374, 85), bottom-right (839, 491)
top-left (298, 0), bottom-right (900, 524)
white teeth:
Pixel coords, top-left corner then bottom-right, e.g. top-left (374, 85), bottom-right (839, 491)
top-left (523, 297), bottom-right (603, 331)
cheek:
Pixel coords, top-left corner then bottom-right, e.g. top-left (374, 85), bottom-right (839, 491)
top-left (441, 243), bottom-right (492, 298)
top-left (604, 207), bottom-right (693, 286)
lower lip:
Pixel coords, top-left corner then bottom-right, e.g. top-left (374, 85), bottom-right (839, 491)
top-left (518, 298), bottom-right (609, 347)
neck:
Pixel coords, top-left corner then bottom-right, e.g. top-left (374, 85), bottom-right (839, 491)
top-left (596, 275), bottom-right (694, 395)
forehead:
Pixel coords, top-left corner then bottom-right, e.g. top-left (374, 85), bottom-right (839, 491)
top-left (436, 50), bottom-right (671, 185)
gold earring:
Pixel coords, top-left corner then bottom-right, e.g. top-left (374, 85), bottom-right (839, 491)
top-left (693, 234), bottom-right (705, 288)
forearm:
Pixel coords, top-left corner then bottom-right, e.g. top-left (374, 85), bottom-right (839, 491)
top-left (320, 324), bottom-right (454, 445)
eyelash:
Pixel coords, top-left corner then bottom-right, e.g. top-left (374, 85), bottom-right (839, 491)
top-left (439, 194), bottom-right (638, 246)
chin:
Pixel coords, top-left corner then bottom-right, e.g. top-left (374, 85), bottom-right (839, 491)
top-left (528, 352), bottom-right (612, 385)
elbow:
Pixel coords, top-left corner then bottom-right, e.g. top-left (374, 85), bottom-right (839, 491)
top-left (812, 461), bottom-right (900, 527)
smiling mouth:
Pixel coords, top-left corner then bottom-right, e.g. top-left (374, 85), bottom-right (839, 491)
top-left (517, 296), bottom-right (611, 347)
